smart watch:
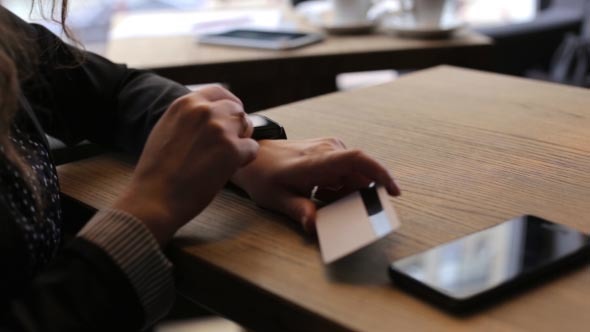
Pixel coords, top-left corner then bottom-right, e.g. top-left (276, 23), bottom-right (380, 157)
top-left (248, 114), bottom-right (287, 140)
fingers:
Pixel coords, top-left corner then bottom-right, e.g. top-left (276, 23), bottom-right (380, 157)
top-left (209, 100), bottom-right (253, 138)
top-left (170, 88), bottom-right (245, 122)
top-left (305, 137), bottom-right (347, 153)
top-left (241, 113), bottom-right (254, 138)
top-left (269, 192), bottom-right (318, 233)
top-left (348, 151), bottom-right (400, 195)
top-left (167, 88), bottom-right (256, 167)
top-left (195, 84), bottom-right (243, 106)
top-left (313, 173), bottom-right (373, 202)
top-left (232, 138), bottom-right (401, 234)
top-left (204, 99), bottom-right (256, 165)
top-left (237, 138), bottom-right (259, 166)
top-left (303, 150), bottom-right (400, 197)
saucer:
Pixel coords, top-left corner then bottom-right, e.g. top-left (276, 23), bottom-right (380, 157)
top-left (321, 20), bottom-right (376, 35)
top-left (382, 16), bottom-right (466, 39)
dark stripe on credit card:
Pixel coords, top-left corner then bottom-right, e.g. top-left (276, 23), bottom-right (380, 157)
top-left (360, 185), bottom-right (383, 216)
top-left (359, 185), bottom-right (392, 237)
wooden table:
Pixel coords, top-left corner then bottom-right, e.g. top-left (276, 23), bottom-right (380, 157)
top-left (106, 4), bottom-right (492, 110)
top-left (58, 66), bottom-right (590, 332)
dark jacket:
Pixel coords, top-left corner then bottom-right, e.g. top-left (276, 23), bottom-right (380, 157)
top-left (0, 7), bottom-right (189, 331)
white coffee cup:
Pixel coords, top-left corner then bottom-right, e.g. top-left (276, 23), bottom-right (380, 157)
top-left (411, 0), bottom-right (451, 29)
top-left (332, 0), bottom-right (374, 25)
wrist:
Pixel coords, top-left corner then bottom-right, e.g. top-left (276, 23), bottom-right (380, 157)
top-left (112, 189), bottom-right (178, 246)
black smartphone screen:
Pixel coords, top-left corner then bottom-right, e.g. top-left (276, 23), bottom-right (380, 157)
top-left (389, 215), bottom-right (590, 312)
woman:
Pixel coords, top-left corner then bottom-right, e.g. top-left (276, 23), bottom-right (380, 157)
top-left (0, 1), bottom-right (400, 331)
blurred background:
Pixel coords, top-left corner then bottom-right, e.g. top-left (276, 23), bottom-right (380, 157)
top-left (3, 0), bottom-right (540, 41)
top-left (2, 0), bottom-right (587, 82)
top-left (3, 0), bottom-right (588, 87)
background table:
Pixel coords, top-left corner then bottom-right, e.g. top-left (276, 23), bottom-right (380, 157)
top-left (58, 66), bottom-right (590, 331)
top-left (107, 5), bottom-right (492, 110)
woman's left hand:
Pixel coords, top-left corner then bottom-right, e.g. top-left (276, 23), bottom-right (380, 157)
top-left (231, 138), bottom-right (400, 232)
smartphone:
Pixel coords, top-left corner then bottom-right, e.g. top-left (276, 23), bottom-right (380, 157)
top-left (198, 29), bottom-right (324, 50)
top-left (389, 215), bottom-right (590, 313)
top-left (248, 114), bottom-right (287, 140)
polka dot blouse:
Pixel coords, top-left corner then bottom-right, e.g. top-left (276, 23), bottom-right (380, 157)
top-left (0, 124), bottom-right (62, 275)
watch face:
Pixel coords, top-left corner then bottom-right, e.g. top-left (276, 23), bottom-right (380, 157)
top-left (248, 114), bottom-right (287, 140)
top-left (249, 114), bottom-right (270, 127)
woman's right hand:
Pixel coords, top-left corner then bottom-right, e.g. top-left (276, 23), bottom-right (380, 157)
top-left (112, 85), bottom-right (259, 245)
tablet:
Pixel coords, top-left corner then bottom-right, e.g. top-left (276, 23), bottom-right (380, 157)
top-left (198, 29), bottom-right (324, 50)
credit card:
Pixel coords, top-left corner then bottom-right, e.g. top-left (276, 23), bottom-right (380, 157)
top-left (316, 185), bottom-right (401, 263)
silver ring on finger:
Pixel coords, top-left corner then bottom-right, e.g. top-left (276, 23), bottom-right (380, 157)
top-left (309, 185), bottom-right (319, 200)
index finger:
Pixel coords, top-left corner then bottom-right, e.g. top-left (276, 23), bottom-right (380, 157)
top-left (195, 84), bottom-right (243, 106)
top-left (302, 149), bottom-right (401, 196)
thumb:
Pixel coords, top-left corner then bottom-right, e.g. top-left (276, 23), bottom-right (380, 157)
top-left (273, 193), bottom-right (317, 233)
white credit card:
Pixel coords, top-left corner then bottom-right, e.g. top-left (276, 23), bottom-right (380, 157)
top-left (316, 185), bottom-right (401, 264)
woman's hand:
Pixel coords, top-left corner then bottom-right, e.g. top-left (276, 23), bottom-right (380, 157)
top-left (231, 138), bottom-right (400, 232)
top-left (113, 86), bottom-right (259, 245)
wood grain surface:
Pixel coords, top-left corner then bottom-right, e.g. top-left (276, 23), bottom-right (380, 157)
top-left (58, 66), bottom-right (590, 332)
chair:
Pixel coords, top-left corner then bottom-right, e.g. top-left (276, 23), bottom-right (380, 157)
top-left (475, 0), bottom-right (586, 77)
top-left (546, 0), bottom-right (590, 86)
